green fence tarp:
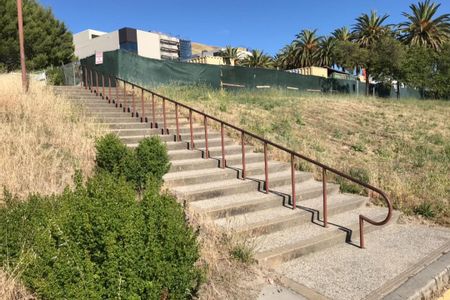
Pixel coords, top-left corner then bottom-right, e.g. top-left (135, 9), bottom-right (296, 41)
top-left (81, 49), bottom-right (420, 99)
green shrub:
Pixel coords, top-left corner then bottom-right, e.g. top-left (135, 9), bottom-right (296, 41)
top-left (413, 201), bottom-right (436, 218)
top-left (0, 173), bottom-right (201, 299)
top-left (95, 135), bottom-right (170, 191)
top-left (95, 133), bottom-right (130, 173)
top-left (46, 67), bottom-right (65, 85)
top-left (135, 136), bottom-right (171, 182)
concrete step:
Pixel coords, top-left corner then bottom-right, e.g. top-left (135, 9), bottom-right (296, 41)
top-left (109, 127), bottom-right (205, 137)
top-left (119, 133), bottom-right (223, 145)
top-left (169, 157), bottom-right (220, 173)
top-left (254, 205), bottom-right (397, 268)
top-left (214, 191), bottom-right (361, 236)
top-left (171, 170), bottom-right (313, 202)
top-left (192, 178), bottom-right (339, 219)
top-left (164, 160), bottom-right (289, 188)
top-left (167, 144), bottom-right (248, 161)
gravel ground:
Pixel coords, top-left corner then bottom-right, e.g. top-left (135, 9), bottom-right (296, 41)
top-left (277, 224), bottom-right (450, 300)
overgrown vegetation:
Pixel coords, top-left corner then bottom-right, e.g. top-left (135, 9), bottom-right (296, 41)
top-left (156, 85), bottom-right (450, 225)
top-left (0, 73), bottom-right (100, 200)
top-left (0, 135), bottom-right (201, 299)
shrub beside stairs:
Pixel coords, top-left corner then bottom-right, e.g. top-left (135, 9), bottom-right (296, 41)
top-left (53, 85), bottom-right (401, 295)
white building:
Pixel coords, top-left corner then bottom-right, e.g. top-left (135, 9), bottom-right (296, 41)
top-left (73, 28), bottom-right (190, 60)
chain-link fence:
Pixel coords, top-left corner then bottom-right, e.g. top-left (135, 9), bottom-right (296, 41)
top-left (61, 61), bottom-right (82, 86)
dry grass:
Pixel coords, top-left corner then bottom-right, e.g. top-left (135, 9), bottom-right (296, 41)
top-left (184, 205), bottom-right (272, 300)
top-left (0, 74), bottom-right (102, 200)
top-left (157, 85), bottom-right (450, 226)
top-left (0, 74), bottom-right (102, 299)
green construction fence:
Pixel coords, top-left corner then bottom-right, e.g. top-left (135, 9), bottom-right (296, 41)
top-left (80, 49), bottom-right (420, 99)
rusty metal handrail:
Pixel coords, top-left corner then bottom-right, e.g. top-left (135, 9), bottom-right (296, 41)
top-left (81, 66), bottom-right (393, 248)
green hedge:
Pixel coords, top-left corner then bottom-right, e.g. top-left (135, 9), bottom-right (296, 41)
top-left (95, 134), bottom-right (170, 191)
top-left (1, 135), bottom-right (201, 299)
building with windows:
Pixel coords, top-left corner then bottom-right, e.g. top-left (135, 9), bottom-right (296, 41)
top-left (73, 27), bottom-right (191, 61)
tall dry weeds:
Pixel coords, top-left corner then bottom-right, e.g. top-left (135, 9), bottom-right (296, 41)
top-left (0, 74), bottom-right (102, 200)
top-left (184, 205), bottom-right (272, 300)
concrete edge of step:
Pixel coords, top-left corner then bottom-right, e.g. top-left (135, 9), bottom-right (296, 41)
top-left (368, 239), bottom-right (450, 300)
top-left (277, 276), bottom-right (331, 300)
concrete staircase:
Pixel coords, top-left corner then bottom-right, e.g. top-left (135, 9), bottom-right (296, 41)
top-left (54, 85), bottom-right (398, 288)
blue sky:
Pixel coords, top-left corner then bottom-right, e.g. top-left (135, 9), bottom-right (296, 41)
top-left (39, 0), bottom-right (450, 55)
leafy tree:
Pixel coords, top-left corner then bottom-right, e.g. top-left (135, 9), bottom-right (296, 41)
top-left (292, 29), bottom-right (322, 67)
top-left (369, 35), bottom-right (406, 98)
top-left (402, 45), bottom-right (436, 94)
top-left (334, 40), bottom-right (369, 75)
top-left (433, 42), bottom-right (450, 98)
top-left (352, 11), bottom-right (391, 94)
top-left (398, 0), bottom-right (450, 50)
top-left (0, 0), bottom-right (74, 71)
top-left (240, 49), bottom-right (273, 68)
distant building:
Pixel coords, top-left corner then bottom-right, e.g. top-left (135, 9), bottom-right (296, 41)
top-left (287, 67), bottom-right (328, 78)
top-left (73, 27), bottom-right (191, 61)
top-left (179, 39), bottom-right (192, 61)
top-left (188, 56), bottom-right (234, 66)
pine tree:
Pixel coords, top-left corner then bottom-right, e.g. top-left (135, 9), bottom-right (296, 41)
top-left (0, 0), bottom-right (74, 71)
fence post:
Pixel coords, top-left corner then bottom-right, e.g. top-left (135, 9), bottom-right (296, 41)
top-left (162, 97), bottom-right (167, 134)
top-left (101, 73), bottom-right (105, 99)
top-left (264, 142), bottom-right (269, 193)
top-left (151, 93), bottom-right (156, 128)
top-left (221, 123), bottom-right (225, 168)
top-left (115, 79), bottom-right (119, 107)
top-left (323, 168), bottom-right (328, 227)
top-left (123, 82), bottom-right (127, 112)
top-left (291, 154), bottom-right (296, 209)
top-left (140, 88), bottom-right (145, 122)
top-left (108, 76), bottom-right (111, 101)
top-left (241, 132), bottom-right (246, 179)
top-left (95, 71), bottom-right (98, 95)
top-left (175, 103), bottom-right (180, 141)
top-left (204, 116), bottom-right (209, 158)
top-left (131, 84), bottom-right (136, 117)
top-left (189, 109), bottom-right (194, 149)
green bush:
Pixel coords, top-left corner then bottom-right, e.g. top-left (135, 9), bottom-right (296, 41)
top-left (95, 134), bottom-right (130, 173)
top-left (46, 67), bottom-right (65, 85)
top-left (95, 135), bottom-right (170, 191)
top-left (0, 173), bottom-right (201, 299)
top-left (135, 136), bottom-right (171, 181)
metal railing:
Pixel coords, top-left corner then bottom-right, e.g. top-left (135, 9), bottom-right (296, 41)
top-left (82, 66), bottom-right (393, 248)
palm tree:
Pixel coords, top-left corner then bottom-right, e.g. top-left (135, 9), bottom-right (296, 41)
top-left (398, 0), bottom-right (450, 50)
top-left (240, 49), bottom-right (273, 68)
top-left (275, 43), bottom-right (296, 70)
top-left (352, 11), bottom-right (390, 95)
top-left (352, 11), bottom-right (390, 47)
top-left (332, 26), bottom-right (352, 41)
top-left (317, 37), bottom-right (337, 67)
top-left (218, 46), bottom-right (240, 65)
top-left (292, 29), bottom-right (322, 67)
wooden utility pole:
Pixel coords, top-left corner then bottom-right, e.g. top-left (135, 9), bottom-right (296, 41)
top-left (17, 0), bottom-right (28, 92)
